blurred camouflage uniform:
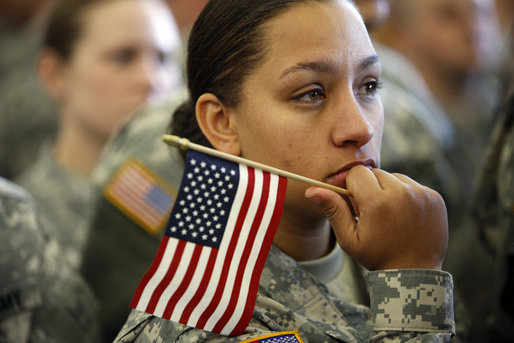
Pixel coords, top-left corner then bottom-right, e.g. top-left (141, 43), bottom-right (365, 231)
top-left (376, 44), bottom-right (463, 230)
top-left (80, 92), bottom-right (187, 342)
top-left (478, 81), bottom-right (514, 342)
top-left (0, 14), bottom-right (57, 180)
top-left (0, 177), bottom-right (101, 342)
top-left (15, 143), bottom-right (94, 269)
top-left (114, 245), bottom-right (455, 342)
top-left (446, 73), bottom-right (514, 342)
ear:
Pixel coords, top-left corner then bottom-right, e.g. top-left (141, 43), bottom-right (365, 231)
top-left (38, 48), bottom-right (66, 101)
top-left (195, 93), bottom-right (241, 156)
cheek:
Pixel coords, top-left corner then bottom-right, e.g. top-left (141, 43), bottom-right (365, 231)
top-left (63, 69), bottom-right (138, 134)
top-left (84, 71), bottom-right (128, 99)
top-left (67, 67), bottom-right (123, 106)
top-left (374, 104), bottom-right (384, 141)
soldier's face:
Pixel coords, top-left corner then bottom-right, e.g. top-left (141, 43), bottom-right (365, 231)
top-left (54, 0), bottom-right (181, 140)
top-left (224, 0), bottom-right (383, 219)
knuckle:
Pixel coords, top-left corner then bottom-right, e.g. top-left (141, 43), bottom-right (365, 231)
top-left (323, 205), bottom-right (339, 219)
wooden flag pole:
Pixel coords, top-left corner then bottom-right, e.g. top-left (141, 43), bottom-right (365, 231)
top-left (162, 134), bottom-right (351, 197)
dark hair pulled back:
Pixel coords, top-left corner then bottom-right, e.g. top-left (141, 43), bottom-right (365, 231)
top-left (170, 0), bottom-right (334, 149)
top-left (43, 0), bottom-right (115, 60)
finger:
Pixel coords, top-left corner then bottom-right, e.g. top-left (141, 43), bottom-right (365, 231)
top-left (305, 186), bottom-right (353, 223)
top-left (345, 165), bottom-right (381, 203)
top-left (378, 170), bottom-right (436, 195)
top-left (304, 186), bottom-right (358, 249)
top-left (390, 172), bottom-right (422, 186)
top-left (370, 168), bottom-right (414, 191)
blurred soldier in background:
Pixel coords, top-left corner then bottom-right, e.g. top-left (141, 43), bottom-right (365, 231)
top-left (0, 177), bottom-right (101, 342)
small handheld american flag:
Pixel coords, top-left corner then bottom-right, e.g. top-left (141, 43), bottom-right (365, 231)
top-left (130, 149), bottom-right (287, 336)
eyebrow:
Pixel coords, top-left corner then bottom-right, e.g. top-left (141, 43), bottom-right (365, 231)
top-left (278, 54), bottom-right (380, 80)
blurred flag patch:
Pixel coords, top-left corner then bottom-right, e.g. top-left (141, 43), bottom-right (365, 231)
top-left (104, 158), bottom-right (177, 235)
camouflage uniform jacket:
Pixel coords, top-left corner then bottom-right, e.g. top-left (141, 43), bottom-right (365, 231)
top-left (114, 245), bottom-right (455, 342)
top-left (15, 143), bottom-right (94, 269)
top-left (472, 80), bottom-right (514, 340)
top-left (0, 178), bottom-right (101, 342)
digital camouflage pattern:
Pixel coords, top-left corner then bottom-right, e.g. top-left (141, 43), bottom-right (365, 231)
top-left (114, 245), bottom-right (455, 343)
top-left (0, 178), bottom-right (101, 342)
top-left (368, 270), bottom-right (454, 332)
top-left (15, 143), bottom-right (95, 269)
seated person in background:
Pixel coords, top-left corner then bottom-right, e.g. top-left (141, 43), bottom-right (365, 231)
top-left (446, 55), bottom-right (514, 343)
top-left (0, 177), bottom-right (101, 342)
top-left (115, 0), bottom-right (456, 341)
top-left (81, 92), bottom-right (187, 342)
top-left (372, 0), bottom-right (503, 216)
top-left (356, 0), bottom-right (462, 231)
top-left (80, 1), bottom-right (209, 339)
top-left (15, 0), bottom-right (182, 269)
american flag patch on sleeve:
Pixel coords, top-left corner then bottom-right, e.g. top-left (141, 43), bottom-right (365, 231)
top-left (239, 331), bottom-right (304, 343)
top-left (104, 158), bottom-right (177, 235)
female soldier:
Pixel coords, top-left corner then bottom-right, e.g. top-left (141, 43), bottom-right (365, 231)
top-left (16, 0), bottom-right (182, 268)
top-left (116, 0), bottom-right (455, 341)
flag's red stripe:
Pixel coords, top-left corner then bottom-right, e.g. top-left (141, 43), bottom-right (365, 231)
top-left (146, 240), bottom-right (187, 313)
top-left (195, 168), bottom-right (256, 329)
top-left (179, 248), bottom-right (219, 324)
top-left (231, 175), bottom-right (288, 336)
top-left (130, 236), bottom-right (170, 308)
top-left (213, 170), bottom-right (270, 333)
top-left (162, 243), bottom-right (204, 319)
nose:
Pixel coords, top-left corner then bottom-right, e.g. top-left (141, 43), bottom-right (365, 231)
top-left (331, 93), bottom-right (375, 148)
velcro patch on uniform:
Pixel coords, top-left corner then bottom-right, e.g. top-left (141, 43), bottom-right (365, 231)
top-left (239, 331), bottom-right (304, 343)
top-left (104, 158), bottom-right (177, 235)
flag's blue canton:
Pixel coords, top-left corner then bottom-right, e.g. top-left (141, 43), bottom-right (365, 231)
top-left (165, 150), bottom-right (239, 249)
top-left (259, 334), bottom-right (302, 343)
top-left (146, 186), bottom-right (174, 213)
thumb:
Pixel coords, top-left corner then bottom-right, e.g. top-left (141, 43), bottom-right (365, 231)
top-left (305, 186), bottom-right (358, 249)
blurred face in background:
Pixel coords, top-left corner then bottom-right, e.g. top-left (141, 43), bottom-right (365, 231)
top-left (403, 0), bottom-right (501, 75)
top-left (45, 0), bottom-right (181, 141)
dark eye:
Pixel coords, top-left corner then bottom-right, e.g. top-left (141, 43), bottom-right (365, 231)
top-left (293, 87), bottom-right (326, 103)
top-left (156, 50), bottom-right (169, 64)
top-left (357, 80), bottom-right (382, 99)
top-left (111, 48), bottom-right (136, 65)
